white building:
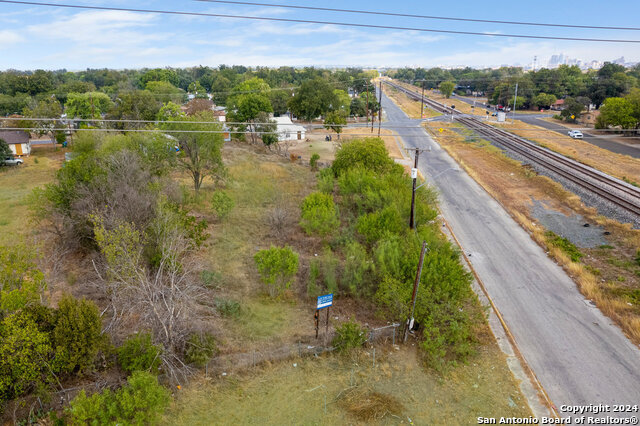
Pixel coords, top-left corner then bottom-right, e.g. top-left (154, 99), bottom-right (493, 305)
top-left (274, 116), bottom-right (306, 141)
top-left (0, 130), bottom-right (31, 157)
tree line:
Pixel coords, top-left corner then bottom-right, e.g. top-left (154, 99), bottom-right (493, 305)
top-left (389, 63), bottom-right (640, 130)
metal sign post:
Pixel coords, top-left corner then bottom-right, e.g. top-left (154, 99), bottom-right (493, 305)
top-left (315, 294), bottom-right (333, 341)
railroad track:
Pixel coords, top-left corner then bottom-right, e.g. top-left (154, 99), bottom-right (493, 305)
top-left (383, 80), bottom-right (640, 218)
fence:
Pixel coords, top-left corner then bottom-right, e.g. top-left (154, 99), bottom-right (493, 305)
top-left (205, 323), bottom-right (401, 376)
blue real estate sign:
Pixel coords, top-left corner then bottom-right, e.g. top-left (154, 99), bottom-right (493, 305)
top-left (317, 293), bottom-right (333, 310)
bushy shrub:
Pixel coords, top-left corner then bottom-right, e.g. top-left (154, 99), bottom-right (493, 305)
top-left (300, 192), bottom-right (339, 236)
top-left (184, 333), bottom-right (218, 367)
top-left (52, 295), bottom-right (103, 375)
top-left (201, 269), bottom-right (222, 288)
top-left (67, 371), bottom-right (170, 425)
top-left (254, 246), bottom-right (300, 297)
top-left (319, 248), bottom-right (339, 294)
top-left (317, 167), bottom-right (335, 193)
top-left (421, 303), bottom-right (479, 371)
top-left (342, 241), bottom-right (373, 296)
top-left (331, 138), bottom-right (398, 177)
top-left (0, 244), bottom-right (46, 313)
top-left (117, 333), bottom-right (162, 374)
top-left (356, 206), bottom-right (404, 244)
top-left (307, 259), bottom-right (321, 298)
top-left (310, 153), bottom-right (320, 171)
top-left (215, 298), bottom-right (241, 318)
top-left (0, 312), bottom-right (52, 401)
top-left (211, 190), bottom-right (234, 220)
top-left (332, 319), bottom-right (367, 353)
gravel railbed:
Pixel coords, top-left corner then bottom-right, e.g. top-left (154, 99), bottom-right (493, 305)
top-left (476, 137), bottom-right (640, 229)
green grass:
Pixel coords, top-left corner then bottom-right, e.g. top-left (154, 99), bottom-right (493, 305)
top-left (164, 345), bottom-right (531, 425)
top-left (230, 297), bottom-right (300, 341)
top-left (545, 231), bottom-right (583, 262)
top-left (0, 149), bottom-right (61, 245)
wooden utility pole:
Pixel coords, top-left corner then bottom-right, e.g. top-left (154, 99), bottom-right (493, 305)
top-left (420, 80), bottom-right (425, 119)
top-left (365, 83), bottom-right (370, 126)
top-left (377, 81), bottom-right (382, 137)
top-left (408, 148), bottom-right (421, 229)
top-left (403, 241), bottom-right (428, 343)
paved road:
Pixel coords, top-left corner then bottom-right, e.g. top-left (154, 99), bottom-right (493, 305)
top-left (379, 88), bottom-right (640, 411)
top-left (451, 94), bottom-right (640, 158)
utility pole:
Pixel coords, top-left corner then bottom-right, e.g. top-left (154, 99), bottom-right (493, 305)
top-left (377, 81), bottom-right (382, 137)
top-left (512, 82), bottom-right (518, 123)
top-left (403, 241), bottom-right (428, 343)
top-left (407, 148), bottom-right (426, 229)
top-left (365, 83), bottom-right (370, 127)
top-left (420, 80), bottom-right (425, 119)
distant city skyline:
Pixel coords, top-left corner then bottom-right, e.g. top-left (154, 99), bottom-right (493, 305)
top-left (0, 0), bottom-right (638, 70)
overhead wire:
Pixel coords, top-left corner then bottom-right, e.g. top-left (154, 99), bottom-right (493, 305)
top-left (195, 0), bottom-right (640, 31)
top-left (0, 0), bottom-right (639, 43)
top-left (2, 116), bottom-right (637, 132)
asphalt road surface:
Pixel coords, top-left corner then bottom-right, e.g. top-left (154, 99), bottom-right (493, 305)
top-left (379, 88), bottom-right (640, 411)
top-left (451, 94), bottom-right (640, 159)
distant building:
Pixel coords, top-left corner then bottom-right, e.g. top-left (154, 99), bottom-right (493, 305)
top-left (0, 130), bottom-right (30, 156)
top-left (579, 110), bottom-right (600, 126)
top-left (550, 99), bottom-right (566, 111)
top-left (274, 116), bottom-right (306, 141)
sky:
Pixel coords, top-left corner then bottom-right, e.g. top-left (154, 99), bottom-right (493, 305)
top-left (0, 0), bottom-right (639, 70)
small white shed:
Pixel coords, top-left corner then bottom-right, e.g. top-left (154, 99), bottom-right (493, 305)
top-left (274, 116), bottom-right (306, 141)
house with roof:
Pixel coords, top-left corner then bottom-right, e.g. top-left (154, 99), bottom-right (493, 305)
top-left (274, 116), bottom-right (306, 141)
top-left (550, 99), bottom-right (566, 111)
top-left (0, 130), bottom-right (31, 157)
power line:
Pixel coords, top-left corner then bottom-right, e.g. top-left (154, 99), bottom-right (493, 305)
top-left (7, 127), bottom-right (635, 140)
top-left (195, 0), bottom-right (640, 32)
top-left (0, 0), bottom-right (638, 43)
top-left (5, 116), bottom-right (638, 132)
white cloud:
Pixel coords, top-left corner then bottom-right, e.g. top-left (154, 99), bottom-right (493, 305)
top-left (0, 30), bottom-right (22, 45)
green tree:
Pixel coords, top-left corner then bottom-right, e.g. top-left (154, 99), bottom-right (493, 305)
top-left (255, 111), bottom-right (279, 147)
top-left (140, 68), bottom-right (180, 87)
top-left (0, 138), bottom-right (12, 158)
top-left (67, 371), bottom-right (170, 425)
top-left (117, 332), bottom-right (162, 374)
top-left (625, 87), bottom-right (640, 126)
top-left (300, 192), bottom-right (340, 236)
top-left (253, 246), bottom-right (299, 297)
top-left (109, 90), bottom-right (162, 128)
top-left (350, 96), bottom-right (367, 117)
top-left (145, 80), bottom-right (186, 104)
top-left (157, 101), bottom-right (184, 121)
top-left (65, 92), bottom-right (113, 119)
top-left (332, 138), bottom-right (398, 177)
top-left (288, 77), bottom-right (338, 120)
top-left (560, 97), bottom-right (586, 122)
top-left (162, 111), bottom-right (225, 192)
top-left (333, 89), bottom-right (351, 115)
top-left (598, 97), bottom-right (636, 129)
top-left (0, 244), bottom-right (46, 313)
top-left (269, 88), bottom-right (292, 116)
top-left (324, 110), bottom-right (347, 139)
top-left (0, 312), bottom-right (52, 401)
top-left (22, 97), bottom-right (63, 139)
top-left (439, 81), bottom-right (455, 99)
top-left (532, 93), bottom-right (557, 109)
top-left (51, 295), bottom-right (103, 375)
top-left (187, 81), bottom-right (208, 99)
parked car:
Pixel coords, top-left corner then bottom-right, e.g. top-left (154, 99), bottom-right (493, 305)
top-left (2, 157), bottom-right (24, 166)
top-left (568, 130), bottom-right (583, 139)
